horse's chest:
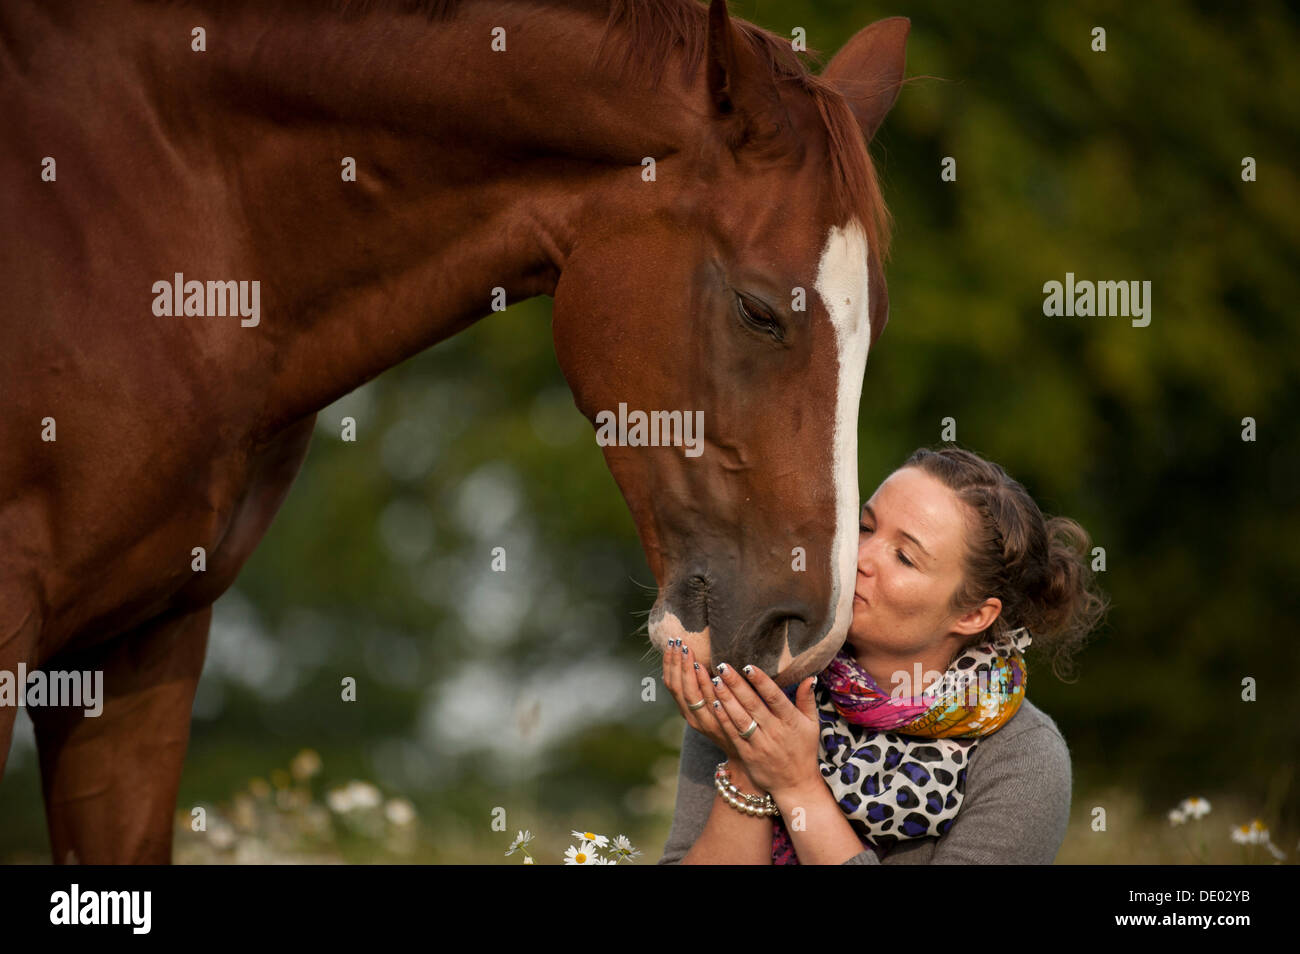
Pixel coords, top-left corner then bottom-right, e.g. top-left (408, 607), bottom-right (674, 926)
top-left (170, 417), bottom-right (317, 611)
top-left (41, 417), bottom-right (316, 656)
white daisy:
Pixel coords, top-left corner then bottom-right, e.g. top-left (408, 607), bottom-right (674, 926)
top-left (1168, 808), bottom-right (1186, 826)
top-left (564, 840), bottom-right (599, 865)
top-left (1230, 819), bottom-right (1268, 845)
top-left (385, 798), bottom-right (416, 827)
top-left (570, 830), bottom-right (609, 848)
top-left (326, 786), bottom-right (354, 814)
top-left (1180, 797), bottom-right (1210, 820)
top-left (611, 834), bottom-right (641, 858)
top-left (505, 829), bottom-right (534, 856)
top-left (347, 781), bottom-right (383, 810)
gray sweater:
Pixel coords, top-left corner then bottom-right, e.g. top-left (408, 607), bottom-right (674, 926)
top-left (657, 698), bottom-right (1071, 864)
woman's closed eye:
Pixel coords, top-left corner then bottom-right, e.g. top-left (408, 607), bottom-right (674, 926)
top-left (860, 523), bottom-right (915, 567)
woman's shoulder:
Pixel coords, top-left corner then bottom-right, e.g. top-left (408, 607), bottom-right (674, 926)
top-left (893, 698), bottom-right (1072, 864)
top-left (991, 697), bottom-right (1068, 744)
top-left (968, 697), bottom-right (1071, 779)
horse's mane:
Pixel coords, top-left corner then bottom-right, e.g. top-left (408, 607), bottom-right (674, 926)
top-left (167, 0), bottom-right (893, 257)
top-left (585, 0), bottom-right (893, 260)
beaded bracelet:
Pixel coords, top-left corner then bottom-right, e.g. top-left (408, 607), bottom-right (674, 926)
top-left (714, 761), bottom-right (780, 817)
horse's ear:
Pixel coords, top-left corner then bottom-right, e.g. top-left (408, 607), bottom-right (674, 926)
top-left (822, 17), bottom-right (910, 143)
top-left (705, 0), bottom-right (789, 152)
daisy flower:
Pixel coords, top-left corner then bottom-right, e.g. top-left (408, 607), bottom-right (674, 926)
top-left (385, 798), bottom-right (416, 827)
top-left (346, 781), bottom-right (382, 811)
top-left (505, 830), bottom-right (534, 856)
top-left (564, 841), bottom-right (599, 865)
top-left (610, 834), bottom-right (641, 859)
top-left (570, 830), bottom-right (609, 848)
top-left (1230, 819), bottom-right (1268, 845)
top-left (326, 786), bottom-right (354, 814)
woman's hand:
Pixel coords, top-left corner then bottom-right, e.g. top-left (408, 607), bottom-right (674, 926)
top-left (661, 639), bottom-right (742, 764)
top-left (709, 662), bottom-right (823, 800)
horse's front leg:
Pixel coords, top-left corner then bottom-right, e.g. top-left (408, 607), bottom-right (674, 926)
top-left (0, 581), bottom-right (42, 780)
top-left (29, 605), bottom-right (211, 864)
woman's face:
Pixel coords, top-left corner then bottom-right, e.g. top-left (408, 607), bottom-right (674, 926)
top-left (847, 466), bottom-right (998, 668)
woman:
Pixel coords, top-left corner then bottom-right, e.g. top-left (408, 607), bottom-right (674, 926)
top-left (658, 445), bottom-right (1108, 864)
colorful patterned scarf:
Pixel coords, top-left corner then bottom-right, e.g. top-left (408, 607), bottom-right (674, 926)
top-left (771, 627), bottom-right (1031, 864)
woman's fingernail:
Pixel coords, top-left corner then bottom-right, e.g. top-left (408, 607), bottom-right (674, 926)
top-left (712, 700), bottom-right (721, 708)
top-left (681, 645), bottom-right (687, 655)
top-left (742, 665), bottom-right (753, 676)
top-left (711, 676), bottom-right (721, 687)
top-left (693, 662), bottom-right (699, 670)
top-left (717, 662), bottom-right (729, 675)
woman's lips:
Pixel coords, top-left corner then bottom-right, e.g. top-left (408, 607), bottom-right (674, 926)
top-left (853, 593), bottom-right (868, 606)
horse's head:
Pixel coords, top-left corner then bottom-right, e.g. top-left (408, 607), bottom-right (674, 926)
top-left (552, 6), bottom-right (909, 685)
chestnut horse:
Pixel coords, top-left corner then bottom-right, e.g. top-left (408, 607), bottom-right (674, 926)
top-left (0, 0), bottom-right (907, 862)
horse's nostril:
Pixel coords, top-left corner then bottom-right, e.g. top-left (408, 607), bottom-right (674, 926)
top-left (765, 614), bottom-right (805, 650)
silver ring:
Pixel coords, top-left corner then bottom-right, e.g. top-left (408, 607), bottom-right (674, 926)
top-left (688, 699), bottom-right (706, 711)
top-left (740, 719), bottom-right (759, 740)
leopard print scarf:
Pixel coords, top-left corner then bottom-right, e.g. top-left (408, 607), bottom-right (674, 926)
top-left (772, 627), bottom-right (1031, 864)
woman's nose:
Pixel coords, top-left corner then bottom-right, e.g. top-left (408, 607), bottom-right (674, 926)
top-left (857, 534), bottom-right (876, 574)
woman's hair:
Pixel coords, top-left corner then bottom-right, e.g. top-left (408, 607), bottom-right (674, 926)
top-left (900, 445), bottom-right (1109, 683)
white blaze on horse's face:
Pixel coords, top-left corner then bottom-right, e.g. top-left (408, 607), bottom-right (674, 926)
top-left (648, 219), bottom-right (872, 680)
top-left (814, 218), bottom-right (872, 660)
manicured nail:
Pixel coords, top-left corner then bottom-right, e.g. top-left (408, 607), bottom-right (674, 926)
top-left (712, 700), bottom-right (721, 708)
top-left (693, 662), bottom-right (699, 670)
top-left (742, 665), bottom-right (753, 676)
top-left (711, 676), bottom-right (721, 687)
top-left (680, 645), bottom-right (687, 655)
top-left (717, 662), bottom-right (729, 675)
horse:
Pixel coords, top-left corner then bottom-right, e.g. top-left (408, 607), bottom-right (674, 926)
top-left (0, 0), bottom-right (908, 862)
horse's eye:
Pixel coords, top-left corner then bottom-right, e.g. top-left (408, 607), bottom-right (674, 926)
top-left (736, 293), bottom-right (784, 342)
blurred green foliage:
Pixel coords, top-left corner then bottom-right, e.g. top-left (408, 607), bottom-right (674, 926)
top-left (2, 0), bottom-right (1296, 861)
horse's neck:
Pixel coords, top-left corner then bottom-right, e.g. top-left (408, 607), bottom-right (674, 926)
top-left (142, 0), bottom-right (700, 433)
